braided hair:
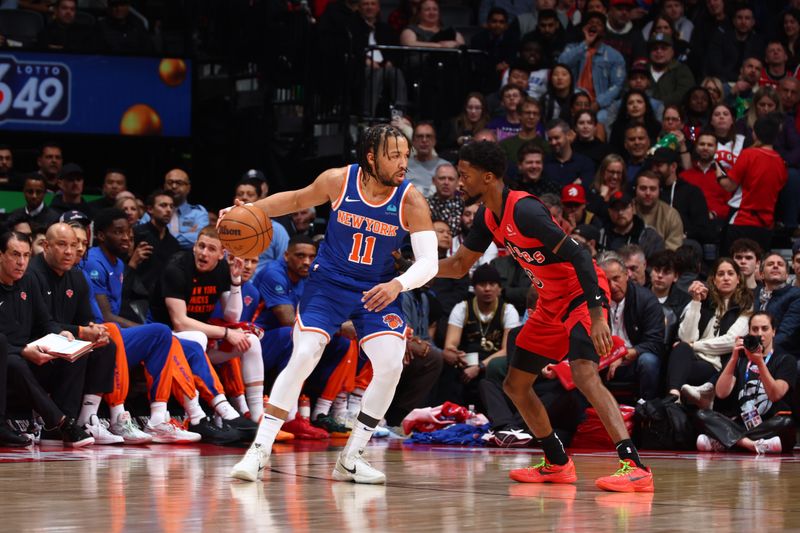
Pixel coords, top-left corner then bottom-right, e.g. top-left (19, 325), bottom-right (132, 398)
top-left (356, 124), bottom-right (407, 183)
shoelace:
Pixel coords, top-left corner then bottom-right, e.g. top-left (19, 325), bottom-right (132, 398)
top-left (527, 457), bottom-right (552, 473)
top-left (611, 460), bottom-right (636, 477)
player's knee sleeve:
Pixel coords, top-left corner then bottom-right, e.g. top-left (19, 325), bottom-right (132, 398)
top-left (359, 334), bottom-right (406, 419)
top-left (174, 330), bottom-right (209, 351)
top-left (241, 333), bottom-right (264, 384)
top-left (268, 327), bottom-right (328, 412)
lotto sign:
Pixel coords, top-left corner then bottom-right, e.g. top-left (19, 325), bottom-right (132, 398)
top-left (0, 55), bottom-right (70, 125)
top-left (0, 52), bottom-right (191, 137)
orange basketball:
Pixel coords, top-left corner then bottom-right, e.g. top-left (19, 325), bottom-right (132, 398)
top-left (218, 205), bottom-right (273, 259)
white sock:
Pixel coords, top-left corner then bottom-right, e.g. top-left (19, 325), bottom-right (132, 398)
top-left (231, 394), bottom-right (249, 415)
top-left (109, 403), bottom-right (126, 423)
top-left (287, 404), bottom-right (298, 420)
top-left (347, 389), bottom-right (364, 417)
top-left (149, 402), bottom-right (168, 426)
top-left (343, 420), bottom-right (376, 463)
top-left (312, 398), bottom-right (332, 420)
top-left (182, 394), bottom-right (206, 425)
top-left (213, 394), bottom-right (239, 420)
top-left (246, 385), bottom-right (264, 421)
top-left (254, 414), bottom-right (285, 449)
top-left (331, 392), bottom-right (348, 418)
top-left (78, 394), bottom-right (102, 427)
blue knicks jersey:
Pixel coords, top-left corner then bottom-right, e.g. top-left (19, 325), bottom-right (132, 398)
top-left (314, 164), bottom-right (412, 288)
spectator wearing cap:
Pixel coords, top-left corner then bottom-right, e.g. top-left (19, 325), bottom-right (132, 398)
top-left (572, 223), bottom-right (601, 257)
top-left (597, 251), bottom-right (665, 400)
top-left (49, 163), bottom-right (91, 216)
top-left (604, 0), bottom-right (637, 60)
top-left (647, 32), bottom-right (695, 108)
top-left (87, 169), bottom-right (127, 216)
top-left (140, 169), bottom-right (208, 250)
top-left (511, 143), bottom-right (560, 198)
top-left (600, 190), bottom-right (666, 257)
top-left (96, 0), bottom-right (155, 55)
top-left (427, 163), bottom-right (464, 239)
top-left (12, 176), bottom-right (59, 229)
top-left (633, 170), bottom-right (684, 250)
top-left (241, 169), bottom-right (268, 199)
top-left (627, 59), bottom-right (665, 121)
top-left (437, 264), bottom-right (520, 409)
top-left (706, 4), bottom-right (766, 83)
top-left (558, 11), bottom-right (626, 127)
top-left (561, 183), bottom-right (599, 229)
top-left (542, 119), bottom-right (596, 188)
top-left (649, 147), bottom-right (713, 246)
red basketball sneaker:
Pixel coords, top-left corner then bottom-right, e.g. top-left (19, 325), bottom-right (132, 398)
top-left (509, 457), bottom-right (577, 483)
top-left (595, 460), bottom-right (654, 493)
top-left (282, 415), bottom-right (329, 440)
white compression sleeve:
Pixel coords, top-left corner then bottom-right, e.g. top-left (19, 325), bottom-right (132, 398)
top-left (394, 230), bottom-right (438, 291)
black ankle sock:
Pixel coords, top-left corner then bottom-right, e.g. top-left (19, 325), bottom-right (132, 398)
top-left (616, 439), bottom-right (645, 469)
top-left (539, 432), bottom-right (568, 466)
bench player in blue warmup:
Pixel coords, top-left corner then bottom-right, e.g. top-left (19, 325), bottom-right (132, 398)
top-left (229, 124), bottom-right (438, 483)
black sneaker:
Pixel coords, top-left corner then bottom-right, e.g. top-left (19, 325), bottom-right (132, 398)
top-left (0, 421), bottom-right (32, 447)
top-left (60, 417), bottom-right (95, 448)
top-left (189, 418), bottom-right (243, 445)
top-left (225, 416), bottom-right (258, 441)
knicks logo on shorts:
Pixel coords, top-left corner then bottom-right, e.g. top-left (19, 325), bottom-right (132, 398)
top-left (382, 313), bottom-right (403, 330)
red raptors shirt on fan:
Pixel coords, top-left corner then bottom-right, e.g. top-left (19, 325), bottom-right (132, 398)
top-left (727, 147), bottom-right (788, 228)
top-left (463, 189), bottom-right (609, 311)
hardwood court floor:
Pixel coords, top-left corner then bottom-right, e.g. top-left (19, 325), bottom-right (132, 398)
top-left (0, 439), bottom-right (798, 532)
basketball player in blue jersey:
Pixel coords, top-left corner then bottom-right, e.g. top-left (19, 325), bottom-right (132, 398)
top-left (228, 124), bottom-right (439, 483)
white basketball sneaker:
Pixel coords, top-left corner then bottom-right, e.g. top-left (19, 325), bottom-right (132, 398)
top-left (109, 412), bottom-right (153, 444)
top-left (332, 450), bottom-right (386, 484)
top-left (231, 443), bottom-right (269, 482)
top-left (84, 415), bottom-right (124, 445)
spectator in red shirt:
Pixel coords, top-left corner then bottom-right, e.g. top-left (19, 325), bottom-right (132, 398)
top-left (718, 114), bottom-right (788, 255)
top-left (680, 130), bottom-right (732, 222)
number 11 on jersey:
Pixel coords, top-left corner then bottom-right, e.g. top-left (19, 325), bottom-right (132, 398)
top-left (348, 233), bottom-right (375, 265)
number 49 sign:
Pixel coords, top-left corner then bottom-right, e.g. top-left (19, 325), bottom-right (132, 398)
top-left (0, 55), bottom-right (70, 125)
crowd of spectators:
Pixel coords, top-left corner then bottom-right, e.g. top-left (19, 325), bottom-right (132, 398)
top-left (1, 0), bottom-right (800, 454)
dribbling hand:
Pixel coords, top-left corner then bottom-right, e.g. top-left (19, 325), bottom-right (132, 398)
top-left (217, 199), bottom-right (253, 228)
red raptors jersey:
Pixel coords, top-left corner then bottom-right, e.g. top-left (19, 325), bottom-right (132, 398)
top-left (482, 190), bottom-right (608, 309)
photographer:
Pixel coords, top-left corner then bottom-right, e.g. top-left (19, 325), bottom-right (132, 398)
top-left (694, 312), bottom-right (796, 454)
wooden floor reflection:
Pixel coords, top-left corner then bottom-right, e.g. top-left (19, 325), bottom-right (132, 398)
top-left (1, 440), bottom-right (799, 532)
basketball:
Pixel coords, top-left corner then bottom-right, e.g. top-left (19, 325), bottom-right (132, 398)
top-left (218, 205), bottom-right (273, 259)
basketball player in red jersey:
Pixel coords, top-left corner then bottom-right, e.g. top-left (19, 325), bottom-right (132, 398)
top-left (438, 141), bottom-right (654, 492)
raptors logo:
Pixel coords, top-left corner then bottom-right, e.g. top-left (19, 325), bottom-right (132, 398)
top-left (382, 313), bottom-right (403, 330)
